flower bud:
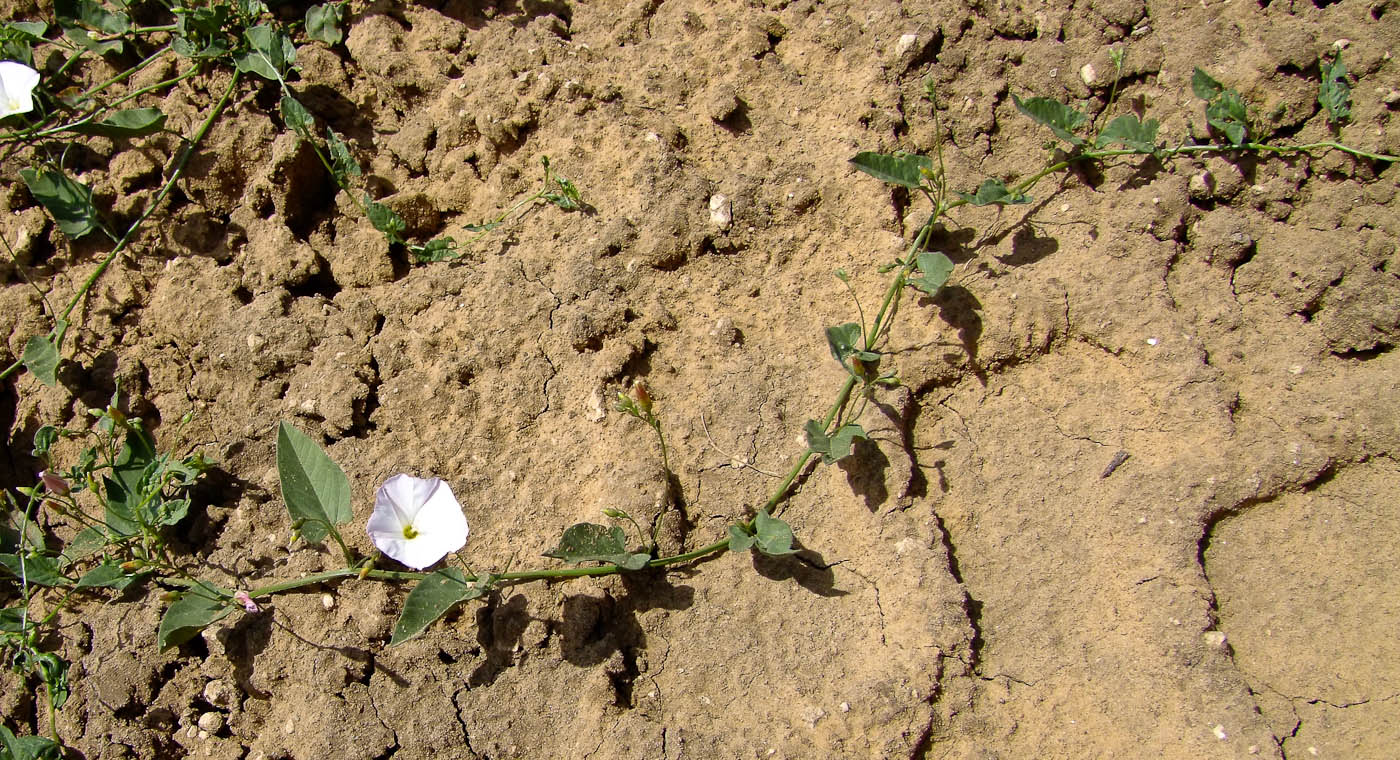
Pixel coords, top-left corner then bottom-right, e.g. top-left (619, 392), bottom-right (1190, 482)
top-left (120, 560), bottom-right (145, 572)
top-left (602, 508), bottom-right (628, 520)
top-left (38, 471), bottom-right (70, 496)
top-left (160, 591), bottom-right (182, 603)
top-left (633, 382), bottom-right (653, 413)
top-left (233, 590), bottom-right (260, 613)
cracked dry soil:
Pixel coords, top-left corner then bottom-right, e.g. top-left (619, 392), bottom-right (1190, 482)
top-left (3, 0), bottom-right (1399, 758)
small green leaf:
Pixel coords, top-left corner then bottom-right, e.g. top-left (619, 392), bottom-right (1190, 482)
top-left (0, 606), bottom-right (25, 633)
top-left (59, 526), bottom-right (107, 567)
top-left (75, 561), bottom-right (128, 588)
top-left (1, 22), bottom-right (47, 66)
top-left (305, 3), bottom-right (344, 45)
top-left (62, 26), bottom-right (122, 55)
top-left (825, 322), bottom-right (864, 365)
top-left (727, 524), bottom-right (756, 553)
top-left (1094, 114), bottom-right (1161, 152)
top-left (276, 422), bottom-right (353, 544)
top-left (956, 178), bottom-right (1031, 207)
top-left (55, 0), bottom-right (130, 34)
top-left (0, 725), bottom-right (61, 760)
top-left (22, 335), bottom-right (60, 386)
top-left (409, 238), bottom-right (457, 263)
top-left (849, 151), bottom-right (933, 189)
top-left (908, 251), bottom-right (954, 296)
top-left (1011, 94), bottom-right (1086, 146)
top-left (1319, 55), bottom-right (1350, 125)
top-left (327, 129), bottom-right (360, 181)
top-left (1206, 90), bottom-right (1249, 146)
top-left (753, 509), bottom-right (799, 556)
top-left (19, 167), bottom-right (98, 239)
top-left (1191, 67), bottom-right (1225, 101)
top-left (805, 420), bottom-right (868, 464)
top-left (70, 108), bottom-right (167, 138)
top-left (543, 523), bottom-right (651, 569)
top-left (157, 593), bottom-right (232, 652)
top-left (102, 429), bottom-right (158, 537)
top-left (279, 95), bottom-right (314, 137)
top-left (31, 425), bottom-right (58, 458)
top-left (389, 568), bottom-right (487, 645)
top-left (234, 25), bottom-right (295, 81)
top-left (364, 196), bottom-right (406, 244)
top-left (0, 554), bottom-right (70, 587)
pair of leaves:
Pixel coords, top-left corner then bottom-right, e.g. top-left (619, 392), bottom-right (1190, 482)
top-left (727, 509), bottom-right (798, 556)
top-left (544, 523), bottom-right (651, 570)
top-left (172, 5), bottom-right (233, 59)
top-left (804, 420), bottom-right (869, 464)
top-left (101, 428), bottom-right (191, 536)
top-left (389, 568), bottom-right (491, 645)
top-left (276, 422), bottom-right (352, 544)
top-left (157, 593), bottom-right (232, 652)
top-left (55, 0), bottom-right (130, 35)
top-left (826, 322), bottom-right (879, 376)
top-left (19, 167), bottom-right (97, 239)
top-left (849, 151), bottom-right (933, 190)
top-left (1, 21), bottom-right (47, 66)
top-left (1013, 94), bottom-right (1087, 146)
top-left (1319, 55), bottom-right (1351, 125)
top-left (234, 25), bottom-right (296, 82)
top-left (0, 554), bottom-right (70, 587)
top-left (1192, 68), bottom-right (1249, 146)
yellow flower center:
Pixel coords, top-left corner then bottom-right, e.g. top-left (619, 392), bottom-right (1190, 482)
top-left (402, 524), bottom-right (419, 539)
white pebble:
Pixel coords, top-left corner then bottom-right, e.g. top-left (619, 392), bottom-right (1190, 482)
top-left (1080, 63), bottom-right (1097, 86)
top-left (708, 194), bottom-right (732, 229)
top-left (1213, 724), bottom-right (1228, 740)
top-left (321, 593), bottom-right (335, 610)
top-left (895, 33), bottom-right (919, 57)
top-left (197, 712), bottom-right (225, 733)
top-left (1146, 337), bottom-right (1158, 346)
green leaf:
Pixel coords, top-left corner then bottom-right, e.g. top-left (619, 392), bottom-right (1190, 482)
top-left (0, 725), bottom-right (61, 760)
top-left (955, 178), bottom-right (1030, 207)
top-left (1011, 94), bottom-right (1086, 146)
top-left (825, 322), bottom-right (864, 365)
top-left (279, 94), bottom-right (314, 137)
top-left (1094, 114), bottom-right (1161, 152)
top-left (59, 526), bottom-right (108, 567)
top-left (908, 251), bottom-right (954, 296)
top-left (388, 568), bottom-right (488, 645)
top-left (305, 3), bottom-right (345, 45)
top-left (62, 26), bottom-right (122, 55)
top-left (75, 561), bottom-right (128, 588)
top-left (234, 25), bottom-right (295, 81)
top-left (1319, 55), bottom-right (1350, 125)
top-left (22, 335), bottom-right (60, 386)
top-left (69, 108), bottom-right (167, 138)
top-left (157, 593), bottom-right (232, 652)
top-left (364, 197), bottom-right (406, 244)
top-left (727, 524), bottom-right (756, 553)
top-left (804, 420), bottom-right (868, 464)
top-left (543, 523), bottom-right (650, 570)
top-left (0, 606), bottom-right (25, 633)
top-left (849, 151), bottom-right (933, 189)
top-left (0, 554), bottom-right (70, 587)
top-left (753, 509), bottom-right (798, 556)
top-left (1191, 67), bottom-right (1225, 101)
top-left (102, 429), bottom-right (159, 537)
top-left (409, 238), bottom-right (457, 263)
top-left (1, 22), bottom-right (48, 66)
top-left (19, 167), bottom-right (98, 239)
top-left (1206, 90), bottom-right (1249, 146)
top-left (327, 129), bottom-right (360, 181)
top-left (276, 422), bottom-right (352, 544)
top-left (55, 0), bottom-right (130, 34)
top-left (31, 426), bottom-right (58, 458)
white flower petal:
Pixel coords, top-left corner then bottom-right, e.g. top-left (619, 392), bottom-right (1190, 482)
top-left (0, 61), bottom-right (40, 119)
top-left (367, 474), bottom-right (468, 569)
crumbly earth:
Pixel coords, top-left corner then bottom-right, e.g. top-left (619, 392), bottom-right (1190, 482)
top-left (2, 0), bottom-right (1398, 758)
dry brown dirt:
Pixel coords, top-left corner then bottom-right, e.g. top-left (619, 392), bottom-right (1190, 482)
top-left (3, 0), bottom-right (1399, 758)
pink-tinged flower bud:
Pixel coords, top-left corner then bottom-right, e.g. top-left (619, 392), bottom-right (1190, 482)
top-left (38, 471), bottom-right (70, 496)
top-left (233, 591), bottom-right (260, 613)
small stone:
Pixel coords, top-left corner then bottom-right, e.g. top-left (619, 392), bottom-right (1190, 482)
top-left (839, 702), bottom-right (851, 712)
top-left (1188, 171), bottom-right (1215, 199)
top-left (705, 86), bottom-right (741, 122)
top-left (197, 712), bottom-right (225, 734)
top-left (895, 33), bottom-right (919, 57)
top-left (800, 706), bottom-right (826, 727)
top-left (1146, 337), bottom-right (1158, 346)
top-left (246, 334), bottom-right (266, 351)
top-left (1213, 724), bottom-right (1228, 740)
top-left (709, 317), bottom-right (740, 346)
top-left (1203, 631), bottom-right (1228, 649)
top-left (202, 680), bottom-right (235, 710)
top-left (321, 593), bottom-right (335, 610)
top-left (1379, 87), bottom-right (1400, 106)
top-left (708, 194), bottom-right (732, 229)
top-left (1332, 38), bottom-right (1351, 49)
top-left (1079, 63), bottom-right (1097, 86)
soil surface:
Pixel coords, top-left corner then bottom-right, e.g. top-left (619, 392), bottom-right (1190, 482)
top-left (3, 0), bottom-right (1399, 758)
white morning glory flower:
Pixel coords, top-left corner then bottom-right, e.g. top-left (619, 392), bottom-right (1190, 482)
top-left (0, 61), bottom-right (41, 119)
top-left (366, 474), bottom-right (469, 569)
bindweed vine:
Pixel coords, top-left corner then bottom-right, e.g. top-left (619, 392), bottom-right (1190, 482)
top-left (3, 18), bottom-right (1397, 754)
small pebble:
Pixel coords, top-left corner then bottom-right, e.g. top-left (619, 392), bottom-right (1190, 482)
top-left (895, 33), bottom-right (919, 57)
top-left (708, 194), bottom-right (732, 229)
top-left (1203, 631), bottom-right (1228, 649)
top-left (1213, 724), bottom-right (1228, 740)
top-left (1080, 63), bottom-right (1097, 86)
top-left (203, 680), bottom-right (235, 710)
top-left (1146, 337), bottom-right (1158, 346)
top-left (197, 711), bottom-right (225, 733)
top-left (321, 593), bottom-right (335, 610)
